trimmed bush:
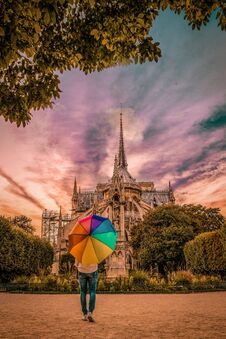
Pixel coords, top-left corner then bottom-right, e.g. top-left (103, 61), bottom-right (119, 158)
top-left (184, 228), bottom-right (226, 277)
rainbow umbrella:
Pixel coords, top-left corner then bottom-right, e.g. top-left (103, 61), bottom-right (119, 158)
top-left (68, 215), bottom-right (117, 264)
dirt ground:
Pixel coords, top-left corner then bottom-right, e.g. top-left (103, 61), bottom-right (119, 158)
top-left (0, 292), bottom-right (226, 339)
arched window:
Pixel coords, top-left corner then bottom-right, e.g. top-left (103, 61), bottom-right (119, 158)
top-left (113, 194), bottom-right (120, 202)
top-left (111, 252), bottom-right (117, 263)
top-left (125, 230), bottom-right (128, 242)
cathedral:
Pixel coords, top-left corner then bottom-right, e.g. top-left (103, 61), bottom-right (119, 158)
top-left (42, 112), bottom-right (175, 278)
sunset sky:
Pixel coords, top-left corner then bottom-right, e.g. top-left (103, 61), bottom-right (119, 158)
top-left (0, 10), bottom-right (226, 235)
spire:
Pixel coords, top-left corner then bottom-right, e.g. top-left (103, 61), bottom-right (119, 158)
top-left (73, 177), bottom-right (77, 197)
top-left (112, 154), bottom-right (120, 184)
top-left (118, 106), bottom-right (128, 168)
top-left (113, 154), bottom-right (119, 178)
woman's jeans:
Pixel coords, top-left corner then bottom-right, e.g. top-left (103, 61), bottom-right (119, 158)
top-left (78, 271), bottom-right (98, 315)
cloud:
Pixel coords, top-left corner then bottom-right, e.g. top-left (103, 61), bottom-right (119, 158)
top-left (198, 104), bottom-right (226, 132)
top-left (1, 9), bottom-right (226, 232)
top-left (0, 168), bottom-right (44, 210)
top-left (0, 203), bottom-right (22, 216)
top-left (177, 140), bottom-right (226, 174)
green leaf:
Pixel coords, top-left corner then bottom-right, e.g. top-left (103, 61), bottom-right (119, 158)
top-left (138, 13), bottom-right (144, 19)
top-left (137, 18), bottom-right (145, 26)
top-left (34, 8), bottom-right (42, 21)
top-left (4, 14), bottom-right (10, 23)
top-left (34, 22), bottom-right (41, 33)
top-left (44, 11), bottom-right (50, 26)
top-left (0, 27), bottom-right (5, 36)
top-left (89, 0), bottom-right (96, 7)
top-left (90, 29), bottom-right (98, 36)
top-left (25, 47), bottom-right (36, 57)
top-left (51, 11), bottom-right (56, 25)
top-left (76, 53), bottom-right (83, 60)
top-left (34, 33), bottom-right (39, 43)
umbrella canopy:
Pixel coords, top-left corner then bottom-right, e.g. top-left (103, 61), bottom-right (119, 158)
top-left (68, 214), bottom-right (117, 264)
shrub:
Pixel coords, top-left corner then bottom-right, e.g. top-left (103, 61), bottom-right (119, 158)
top-left (11, 273), bottom-right (79, 292)
top-left (28, 275), bottom-right (42, 284)
top-left (129, 270), bottom-right (150, 290)
top-left (110, 286), bottom-right (116, 292)
top-left (97, 277), bottom-right (112, 291)
top-left (121, 277), bottom-right (131, 291)
top-left (56, 277), bottom-right (72, 292)
top-left (149, 276), bottom-right (166, 290)
top-left (168, 270), bottom-right (194, 287)
top-left (3, 271), bottom-right (226, 293)
top-left (12, 275), bottom-right (29, 284)
top-left (184, 229), bottom-right (226, 277)
top-left (97, 279), bottom-right (106, 291)
top-left (191, 274), bottom-right (223, 290)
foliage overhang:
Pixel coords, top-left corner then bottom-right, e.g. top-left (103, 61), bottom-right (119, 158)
top-left (0, 0), bottom-right (225, 126)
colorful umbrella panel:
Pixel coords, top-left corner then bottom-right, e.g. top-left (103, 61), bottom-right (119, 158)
top-left (68, 215), bottom-right (117, 264)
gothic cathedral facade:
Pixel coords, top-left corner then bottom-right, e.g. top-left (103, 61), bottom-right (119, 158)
top-left (56, 113), bottom-right (175, 278)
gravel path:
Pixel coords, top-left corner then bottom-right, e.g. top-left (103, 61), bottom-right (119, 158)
top-left (0, 292), bottom-right (226, 339)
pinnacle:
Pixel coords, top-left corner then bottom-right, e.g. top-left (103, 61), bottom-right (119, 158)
top-left (118, 110), bottom-right (128, 169)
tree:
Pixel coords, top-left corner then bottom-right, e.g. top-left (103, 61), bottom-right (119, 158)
top-left (181, 204), bottom-right (225, 234)
top-left (0, 216), bottom-right (54, 282)
top-left (0, 0), bottom-right (225, 126)
top-left (130, 204), bottom-right (194, 275)
top-left (184, 223), bottom-right (226, 277)
top-left (12, 215), bottom-right (35, 234)
top-left (59, 252), bottom-right (75, 275)
top-left (0, 216), bottom-right (16, 282)
top-left (130, 204), bottom-right (225, 275)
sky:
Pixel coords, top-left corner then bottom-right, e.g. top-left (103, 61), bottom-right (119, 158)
top-left (0, 10), bottom-right (226, 235)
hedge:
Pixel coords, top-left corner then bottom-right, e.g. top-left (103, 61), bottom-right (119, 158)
top-left (184, 227), bottom-right (226, 277)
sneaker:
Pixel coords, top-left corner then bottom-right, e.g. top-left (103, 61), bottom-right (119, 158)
top-left (82, 314), bottom-right (88, 321)
top-left (87, 312), bottom-right (95, 322)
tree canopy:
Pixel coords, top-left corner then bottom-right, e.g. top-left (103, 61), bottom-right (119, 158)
top-left (0, 216), bottom-right (53, 282)
top-left (130, 204), bottom-right (225, 275)
top-left (11, 215), bottom-right (35, 234)
top-left (0, 0), bottom-right (225, 126)
top-left (181, 204), bottom-right (225, 233)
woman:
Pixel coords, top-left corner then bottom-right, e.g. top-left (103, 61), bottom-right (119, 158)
top-left (77, 261), bottom-right (98, 322)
